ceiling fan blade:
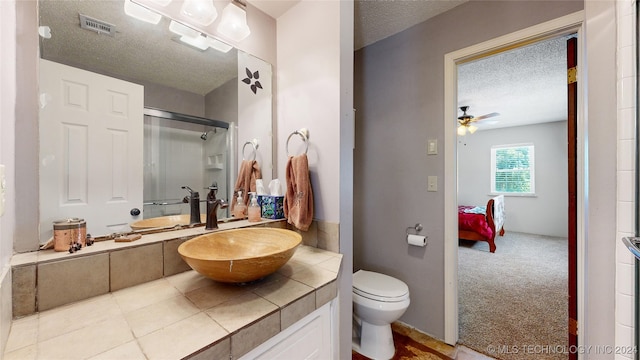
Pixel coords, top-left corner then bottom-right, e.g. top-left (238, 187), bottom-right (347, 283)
top-left (473, 112), bottom-right (500, 121)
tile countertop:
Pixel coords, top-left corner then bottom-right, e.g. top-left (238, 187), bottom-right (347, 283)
top-left (4, 245), bottom-right (342, 360)
top-left (11, 219), bottom-right (285, 267)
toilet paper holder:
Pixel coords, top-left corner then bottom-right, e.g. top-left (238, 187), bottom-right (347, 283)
top-left (406, 223), bottom-right (424, 235)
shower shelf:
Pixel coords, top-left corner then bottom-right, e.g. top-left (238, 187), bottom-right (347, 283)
top-left (206, 163), bottom-right (224, 170)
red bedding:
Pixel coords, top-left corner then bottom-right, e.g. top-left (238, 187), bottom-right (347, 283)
top-left (458, 206), bottom-right (493, 240)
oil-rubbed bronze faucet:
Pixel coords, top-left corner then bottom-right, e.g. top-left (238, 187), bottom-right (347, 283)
top-left (181, 186), bottom-right (201, 226)
top-left (206, 183), bottom-right (228, 230)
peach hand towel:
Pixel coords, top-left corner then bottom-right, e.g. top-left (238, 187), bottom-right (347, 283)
top-left (283, 154), bottom-right (313, 231)
top-left (231, 160), bottom-right (262, 211)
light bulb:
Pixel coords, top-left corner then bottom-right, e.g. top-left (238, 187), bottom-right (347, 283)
top-left (468, 125), bottom-right (478, 134)
top-left (217, 0), bottom-right (250, 42)
top-left (181, 0), bottom-right (218, 26)
top-left (457, 126), bottom-right (467, 136)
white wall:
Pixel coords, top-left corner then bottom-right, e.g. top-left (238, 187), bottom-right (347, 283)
top-left (276, 0), bottom-right (342, 223)
top-left (615, 0), bottom-right (636, 358)
top-left (458, 121), bottom-right (568, 237)
top-left (0, 0), bottom-right (16, 353)
top-left (584, 0), bottom-right (618, 354)
top-left (276, 1), bottom-right (352, 358)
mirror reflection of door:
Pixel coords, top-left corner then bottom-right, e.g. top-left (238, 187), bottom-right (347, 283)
top-left (39, 59), bottom-right (144, 243)
top-left (36, 0), bottom-right (272, 242)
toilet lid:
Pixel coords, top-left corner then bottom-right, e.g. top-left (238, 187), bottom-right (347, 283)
top-left (353, 270), bottom-right (409, 301)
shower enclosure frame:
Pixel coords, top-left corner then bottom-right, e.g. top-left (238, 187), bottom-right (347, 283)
top-left (142, 107), bottom-right (232, 219)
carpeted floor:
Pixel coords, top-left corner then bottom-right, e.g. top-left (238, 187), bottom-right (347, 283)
top-left (458, 232), bottom-right (568, 360)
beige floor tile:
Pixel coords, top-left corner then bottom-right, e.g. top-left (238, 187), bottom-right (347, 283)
top-left (184, 281), bottom-right (248, 310)
top-left (289, 266), bottom-right (338, 289)
top-left (231, 311), bottom-right (280, 359)
top-left (316, 280), bottom-right (338, 308)
top-left (38, 294), bottom-right (121, 342)
top-left (3, 344), bottom-right (37, 360)
top-left (187, 338), bottom-right (230, 360)
top-left (165, 270), bottom-right (214, 294)
top-left (112, 278), bottom-right (180, 313)
top-left (5, 314), bottom-right (38, 353)
top-left (205, 292), bottom-right (278, 333)
top-left (88, 341), bottom-right (147, 360)
top-left (317, 256), bottom-right (342, 273)
top-left (252, 276), bottom-right (314, 307)
top-left (281, 293), bottom-right (315, 329)
top-left (12, 265), bottom-right (36, 317)
top-left (163, 238), bottom-right (192, 276)
top-left (276, 259), bottom-right (310, 277)
top-left (291, 246), bottom-right (336, 265)
top-left (137, 312), bottom-right (228, 360)
top-left (124, 295), bottom-right (200, 337)
top-left (110, 243), bottom-right (164, 291)
top-left (38, 315), bottom-right (134, 360)
top-left (37, 254), bottom-right (110, 311)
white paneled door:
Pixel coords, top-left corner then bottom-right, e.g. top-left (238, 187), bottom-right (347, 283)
top-left (39, 59), bottom-right (144, 244)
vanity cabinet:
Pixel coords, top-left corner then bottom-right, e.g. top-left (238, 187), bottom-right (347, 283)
top-left (239, 301), bottom-right (335, 360)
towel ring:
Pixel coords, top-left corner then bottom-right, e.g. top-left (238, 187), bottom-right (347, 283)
top-left (286, 128), bottom-right (310, 157)
top-left (242, 139), bottom-right (259, 161)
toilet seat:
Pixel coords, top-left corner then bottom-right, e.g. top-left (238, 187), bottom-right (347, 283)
top-left (353, 270), bottom-right (409, 303)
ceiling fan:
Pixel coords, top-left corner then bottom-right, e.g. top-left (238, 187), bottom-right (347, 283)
top-left (457, 106), bottom-right (500, 136)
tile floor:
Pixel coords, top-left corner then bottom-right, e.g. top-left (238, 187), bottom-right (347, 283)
top-left (353, 322), bottom-right (496, 360)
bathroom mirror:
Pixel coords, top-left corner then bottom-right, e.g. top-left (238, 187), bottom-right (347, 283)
top-left (37, 0), bottom-right (273, 243)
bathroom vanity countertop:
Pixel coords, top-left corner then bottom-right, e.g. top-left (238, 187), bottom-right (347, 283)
top-left (11, 218), bottom-right (284, 267)
top-left (4, 245), bottom-right (342, 359)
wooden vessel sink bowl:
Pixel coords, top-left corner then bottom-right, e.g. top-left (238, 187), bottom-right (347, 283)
top-left (130, 214), bottom-right (205, 230)
top-left (178, 228), bottom-right (302, 283)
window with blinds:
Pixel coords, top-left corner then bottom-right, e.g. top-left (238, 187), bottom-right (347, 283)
top-left (490, 144), bottom-right (535, 194)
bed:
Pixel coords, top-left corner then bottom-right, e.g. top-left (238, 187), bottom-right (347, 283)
top-left (458, 195), bottom-right (505, 253)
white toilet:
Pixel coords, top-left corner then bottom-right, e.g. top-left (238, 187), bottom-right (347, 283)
top-left (352, 270), bottom-right (410, 360)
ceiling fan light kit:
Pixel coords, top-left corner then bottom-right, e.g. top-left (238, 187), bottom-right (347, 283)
top-left (456, 106), bottom-right (499, 136)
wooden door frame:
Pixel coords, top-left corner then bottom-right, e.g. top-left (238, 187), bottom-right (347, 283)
top-left (443, 11), bottom-right (586, 348)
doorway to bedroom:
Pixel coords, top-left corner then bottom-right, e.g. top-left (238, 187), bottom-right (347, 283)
top-left (454, 34), bottom-right (575, 359)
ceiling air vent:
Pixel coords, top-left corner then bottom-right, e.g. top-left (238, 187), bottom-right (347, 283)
top-left (79, 14), bottom-right (116, 37)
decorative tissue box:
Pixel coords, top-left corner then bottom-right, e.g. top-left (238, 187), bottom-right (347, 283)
top-left (258, 195), bottom-right (285, 219)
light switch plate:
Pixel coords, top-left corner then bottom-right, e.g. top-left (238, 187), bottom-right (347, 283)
top-left (427, 176), bottom-right (437, 192)
top-left (427, 139), bottom-right (438, 155)
top-left (0, 164), bottom-right (5, 216)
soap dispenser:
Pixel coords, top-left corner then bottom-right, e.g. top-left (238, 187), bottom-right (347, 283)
top-left (233, 190), bottom-right (246, 218)
top-left (248, 192), bottom-right (261, 222)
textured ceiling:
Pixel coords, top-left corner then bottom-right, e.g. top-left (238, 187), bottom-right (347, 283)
top-left (39, 0), bottom-right (567, 130)
top-left (354, 0), bottom-right (467, 50)
top-left (458, 35), bottom-right (570, 130)
top-left (39, 0), bottom-right (238, 96)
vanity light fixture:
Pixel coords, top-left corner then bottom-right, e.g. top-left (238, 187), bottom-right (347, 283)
top-left (208, 38), bottom-right (233, 53)
top-left (169, 20), bottom-right (232, 53)
top-left (217, 0), bottom-right (251, 42)
top-left (181, 0), bottom-right (218, 26)
top-left (148, 0), bottom-right (172, 6)
top-left (169, 20), bottom-right (200, 38)
top-left (124, 0), bottom-right (162, 24)
top-left (180, 33), bottom-right (210, 50)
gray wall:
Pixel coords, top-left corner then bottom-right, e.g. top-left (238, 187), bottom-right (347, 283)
top-left (354, 0), bottom-right (583, 339)
top-left (458, 121), bottom-right (568, 238)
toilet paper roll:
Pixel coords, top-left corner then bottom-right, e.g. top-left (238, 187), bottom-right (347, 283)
top-left (407, 234), bottom-right (427, 247)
